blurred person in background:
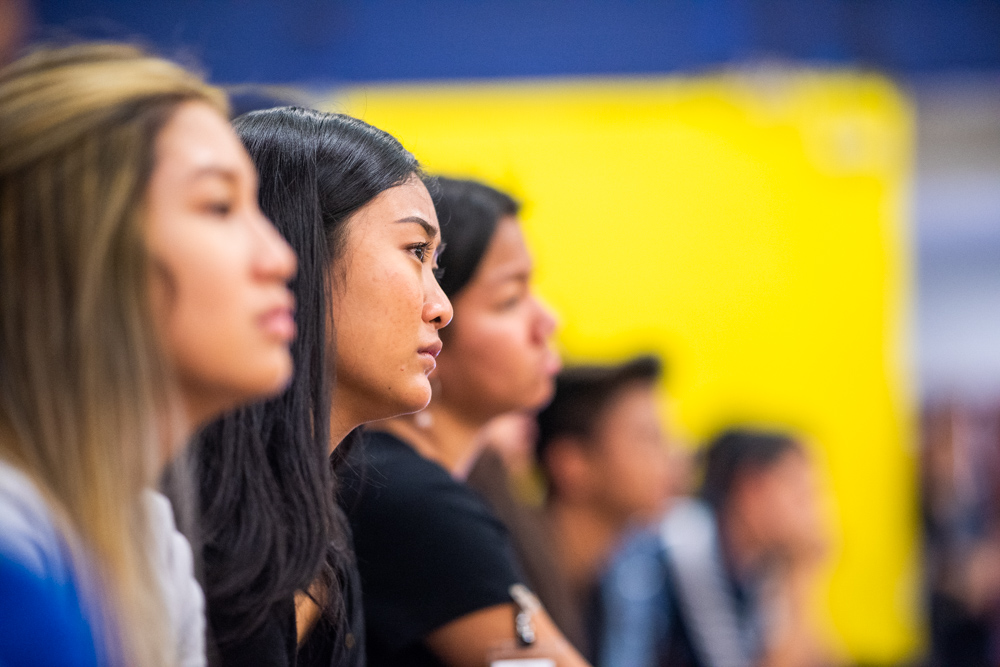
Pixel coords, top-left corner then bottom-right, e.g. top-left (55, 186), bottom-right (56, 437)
top-left (664, 441), bottom-right (696, 502)
top-left (340, 177), bottom-right (592, 667)
top-left (535, 356), bottom-right (672, 659)
top-left (599, 428), bottom-right (831, 667)
top-left (471, 411), bottom-right (545, 504)
top-left (190, 106), bottom-right (452, 667)
top-left (0, 43), bottom-right (298, 665)
top-left (921, 402), bottom-right (1000, 667)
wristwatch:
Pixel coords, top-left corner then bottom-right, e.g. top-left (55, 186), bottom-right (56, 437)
top-left (509, 584), bottom-right (542, 647)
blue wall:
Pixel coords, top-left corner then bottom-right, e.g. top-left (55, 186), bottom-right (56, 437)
top-left (38, 0), bottom-right (1000, 84)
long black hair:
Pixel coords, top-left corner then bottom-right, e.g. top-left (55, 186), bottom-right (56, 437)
top-left (190, 107), bottom-right (421, 652)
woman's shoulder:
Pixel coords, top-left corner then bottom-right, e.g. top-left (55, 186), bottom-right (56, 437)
top-left (345, 431), bottom-right (492, 522)
top-left (343, 431), bottom-right (453, 501)
top-left (343, 435), bottom-right (522, 657)
top-left (344, 432), bottom-right (515, 577)
top-left (0, 459), bottom-right (72, 582)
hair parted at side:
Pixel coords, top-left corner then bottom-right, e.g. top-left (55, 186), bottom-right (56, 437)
top-left (0, 42), bottom-right (228, 667)
top-left (193, 106), bottom-right (421, 649)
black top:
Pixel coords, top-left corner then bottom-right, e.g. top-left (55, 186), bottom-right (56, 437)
top-left (209, 597), bottom-right (296, 667)
top-left (339, 430), bottom-right (523, 667)
top-left (466, 449), bottom-right (589, 654)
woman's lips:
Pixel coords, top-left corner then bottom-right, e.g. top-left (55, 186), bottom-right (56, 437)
top-left (419, 340), bottom-right (443, 359)
top-left (418, 340), bottom-right (442, 373)
top-left (259, 305), bottom-right (296, 343)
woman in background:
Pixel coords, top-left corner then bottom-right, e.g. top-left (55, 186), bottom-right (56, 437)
top-left (0, 44), bottom-right (297, 665)
top-left (340, 177), bottom-right (591, 667)
top-left (192, 106), bottom-right (452, 666)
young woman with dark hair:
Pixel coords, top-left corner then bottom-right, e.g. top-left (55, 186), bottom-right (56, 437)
top-left (0, 43), bottom-right (298, 666)
top-left (339, 177), bottom-right (592, 667)
top-left (190, 107), bottom-right (451, 667)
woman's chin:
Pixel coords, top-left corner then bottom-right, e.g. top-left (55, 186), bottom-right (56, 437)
top-left (393, 382), bottom-right (433, 418)
top-left (410, 388), bottom-right (434, 414)
top-left (199, 362), bottom-right (294, 421)
top-left (254, 357), bottom-right (295, 399)
top-left (522, 378), bottom-right (556, 412)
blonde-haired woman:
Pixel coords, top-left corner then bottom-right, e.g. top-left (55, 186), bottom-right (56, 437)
top-left (0, 44), bottom-right (297, 665)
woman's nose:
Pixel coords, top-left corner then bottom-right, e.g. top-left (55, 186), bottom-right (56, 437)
top-left (424, 273), bottom-right (453, 329)
top-left (532, 294), bottom-right (558, 341)
top-left (254, 211), bottom-right (297, 282)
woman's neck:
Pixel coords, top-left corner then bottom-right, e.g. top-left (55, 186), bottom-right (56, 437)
top-left (329, 412), bottom-right (358, 453)
top-left (374, 403), bottom-right (485, 477)
top-left (160, 398), bottom-right (194, 469)
top-left (329, 387), bottom-right (369, 452)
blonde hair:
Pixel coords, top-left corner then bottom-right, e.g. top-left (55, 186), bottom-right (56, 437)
top-left (0, 43), bottom-right (228, 666)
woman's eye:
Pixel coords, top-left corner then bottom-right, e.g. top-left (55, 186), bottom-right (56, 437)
top-left (433, 266), bottom-right (446, 281)
top-left (409, 242), bottom-right (431, 262)
top-left (498, 294), bottom-right (521, 310)
top-left (205, 201), bottom-right (232, 217)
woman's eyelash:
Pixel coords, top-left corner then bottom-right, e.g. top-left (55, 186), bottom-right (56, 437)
top-left (207, 202), bottom-right (232, 216)
top-left (409, 242), bottom-right (432, 261)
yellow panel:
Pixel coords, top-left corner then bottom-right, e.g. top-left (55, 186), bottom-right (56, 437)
top-left (325, 71), bottom-right (917, 663)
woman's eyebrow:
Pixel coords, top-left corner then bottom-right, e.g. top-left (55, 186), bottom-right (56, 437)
top-left (486, 267), bottom-right (531, 288)
top-left (396, 216), bottom-right (440, 240)
top-left (187, 165), bottom-right (242, 188)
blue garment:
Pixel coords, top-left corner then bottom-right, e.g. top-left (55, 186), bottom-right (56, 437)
top-left (0, 460), bottom-right (206, 667)
top-left (595, 527), bottom-right (672, 667)
top-left (0, 460), bottom-right (107, 666)
top-left (594, 500), bottom-right (767, 667)
top-left (0, 551), bottom-right (99, 667)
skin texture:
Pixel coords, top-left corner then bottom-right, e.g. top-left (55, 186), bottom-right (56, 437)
top-left (433, 216), bottom-right (560, 426)
top-left (328, 175), bottom-right (452, 446)
top-left (147, 101), bottom-right (298, 430)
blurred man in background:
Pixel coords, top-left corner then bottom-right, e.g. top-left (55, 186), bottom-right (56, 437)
top-left (534, 355), bottom-right (672, 658)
